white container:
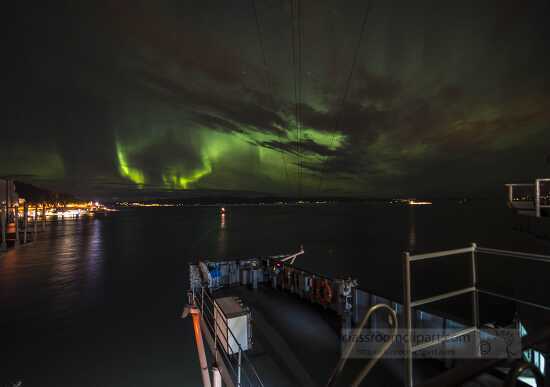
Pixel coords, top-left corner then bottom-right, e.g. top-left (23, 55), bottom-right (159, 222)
top-left (214, 296), bottom-right (251, 354)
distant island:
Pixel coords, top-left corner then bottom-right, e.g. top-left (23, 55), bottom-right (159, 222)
top-left (116, 196), bottom-right (374, 207)
top-left (12, 180), bottom-right (77, 204)
top-left (114, 196), bottom-right (478, 208)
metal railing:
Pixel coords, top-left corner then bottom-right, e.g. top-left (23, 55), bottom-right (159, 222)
top-left (403, 244), bottom-right (550, 387)
top-left (402, 243), bottom-right (479, 387)
top-left (535, 179), bottom-right (550, 217)
top-left (506, 183), bottom-right (535, 203)
top-left (506, 179), bottom-right (550, 217)
top-left (192, 287), bottom-right (264, 387)
top-left (327, 303), bottom-right (398, 387)
top-left (476, 247), bottom-right (550, 313)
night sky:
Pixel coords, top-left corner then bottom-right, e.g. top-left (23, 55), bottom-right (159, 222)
top-left (4, 1), bottom-right (550, 199)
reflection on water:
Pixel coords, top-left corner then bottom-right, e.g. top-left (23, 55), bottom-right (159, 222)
top-left (1, 203), bottom-right (550, 387)
top-left (408, 206), bottom-right (416, 252)
top-left (217, 211), bottom-right (227, 256)
top-left (50, 231), bottom-right (80, 316)
top-left (47, 219), bottom-right (104, 317)
top-left (0, 250), bottom-right (19, 295)
top-left (220, 212), bottom-right (226, 230)
top-left (84, 219), bottom-right (103, 301)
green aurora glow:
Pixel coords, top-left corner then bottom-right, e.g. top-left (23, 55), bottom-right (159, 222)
top-left (114, 125), bottom-right (347, 192)
top-left (4, 1), bottom-right (550, 197)
top-left (116, 142), bottom-right (146, 186)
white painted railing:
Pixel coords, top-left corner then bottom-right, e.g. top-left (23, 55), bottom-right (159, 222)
top-left (192, 287), bottom-right (264, 387)
top-left (402, 244), bottom-right (550, 387)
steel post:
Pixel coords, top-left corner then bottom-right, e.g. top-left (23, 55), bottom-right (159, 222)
top-left (212, 366), bottom-right (222, 387)
top-left (0, 210), bottom-right (6, 251)
top-left (42, 203), bottom-right (46, 230)
top-left (237, 348), bottom-right (242, 387)
top-left (403, 252), bottom-right (413, 387)
top-left (201, 287), bottom-right (205, 316)
top-left (5, 180), bottom-right (8, 229)
top-left (33, 207), bottom-right (38, 238)
top-left (471, 243), bottom-right (480, 357)
top-left (14, 204), bottom-right (19, 245)
top-left (536, 179), bottom-right (541, 218)
top-left (23, 203), bottom-right (28, 243)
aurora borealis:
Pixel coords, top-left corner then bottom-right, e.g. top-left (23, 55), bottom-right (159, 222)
top-left (4, 1), bottom-right (550, 198)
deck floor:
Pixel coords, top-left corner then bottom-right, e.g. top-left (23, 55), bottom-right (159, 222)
top-left (208, 285), bottom-right (506, 386)
top-left (212, 285), bottom-right (407, 386)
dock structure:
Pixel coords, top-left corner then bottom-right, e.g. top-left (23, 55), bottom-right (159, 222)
top-left (0, 209), bottom-right (6, 252)
top-left (0, 179), bottom-right (51, 254)
top-left (1, 178), bottom-right (17, 251)
top-left (0, 179), bottom-right (115, 255)
top-left (33, 205), bottom-right (38, 238)
top-left (14, 200), bottom-right (19, 246)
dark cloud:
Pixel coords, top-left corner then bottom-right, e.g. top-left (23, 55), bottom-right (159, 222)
top-left (260, 138), bottom-right (337, 158)
top-left (3, 0), bottom-right (550, 197)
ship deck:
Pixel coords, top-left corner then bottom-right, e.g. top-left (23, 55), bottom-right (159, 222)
top-left (190, 246), bottom-right (550, 387)
top-left (206, 284), bottom-right (465, 387)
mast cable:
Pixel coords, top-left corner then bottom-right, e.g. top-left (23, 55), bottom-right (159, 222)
top-left (290, 0), bottom-right (304, 197)
top-left (317, 0), bottom-right (373, 193)
top-left (252, 0), bottom-right (290, 192)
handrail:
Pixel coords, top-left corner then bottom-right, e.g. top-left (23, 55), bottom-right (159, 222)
top-left (197, 294), bottom-right (249, 385)
top-left (201, 290), bottom-right (243, 347)
top-left (199, 297), bottom-right (253, 386)
top-left (326, 303), bottom-right (398, 387)
top-left (403, 244), bottom-right (479, 387)
top-left (199, 307), bottom-right (239, 376)
top-left (203, 296), bottom-right (263, 387)
top-left (195, 288), bottom-right (265, 387)
top-left (196, 294), bottom-right (240, 380)
top-left (273, 257), bottom-right (334, 281)
top-left (477, 247), bottom-right (550, 263)
top-left (196, 293), bottom-right (238, 377)
top-left (411, 286), bottom-right (476, 308)
top-left (412, 327), bottom-right (477, 353)
top-left (408, 246), bottom-right (474, 262)
top-left (403, 244), bottom-right (550, 387)
top-left (477, 288), bottom-right (550, 313)
top-left (201, 298), bottom-right (231, 343)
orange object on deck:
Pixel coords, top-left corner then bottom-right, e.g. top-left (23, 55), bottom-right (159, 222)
top-left (320, 279), bottom-right (333, 305)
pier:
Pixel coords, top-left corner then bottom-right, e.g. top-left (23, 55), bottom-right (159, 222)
top-left (0, 179), bottom-right (112, 255)
top-left (0, 179), bottom-right (49, 253)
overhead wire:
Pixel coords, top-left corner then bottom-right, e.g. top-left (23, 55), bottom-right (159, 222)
top-left (290, 0), bottom-right (304, 196)
top-left (298, 0), bottom-right (304, 197)
top-left (251, 0), bottom-right (291, 192)
top-left (317, 0), bottom-right (373, 194)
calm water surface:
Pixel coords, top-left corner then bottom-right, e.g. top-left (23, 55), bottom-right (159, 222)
top-left (1, 202), bottom-right (549, 386)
